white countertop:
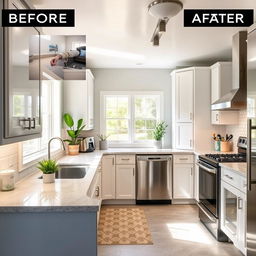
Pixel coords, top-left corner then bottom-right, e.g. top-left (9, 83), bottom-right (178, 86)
top-left (220, 162), bottom-right (247, 177)
top-left (0, 148), bottom-right (193, 213)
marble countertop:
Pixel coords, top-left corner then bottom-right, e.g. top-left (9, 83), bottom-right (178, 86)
top-left (220, 162), bottom-right (247, 176)
top-left (0, 148), bottom-right (193, 213)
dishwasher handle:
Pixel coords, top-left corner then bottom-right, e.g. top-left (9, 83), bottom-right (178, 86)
top-left (137, 155), bottom-right (172, 162)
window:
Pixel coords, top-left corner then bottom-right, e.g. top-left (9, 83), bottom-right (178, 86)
top-left (22, 80), bottom-right (62, 164)
top-left (101, 91), bottom-right (163, 146)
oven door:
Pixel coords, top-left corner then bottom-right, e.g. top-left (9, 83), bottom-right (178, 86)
top-left (197, 161), bottom-right (218, 217)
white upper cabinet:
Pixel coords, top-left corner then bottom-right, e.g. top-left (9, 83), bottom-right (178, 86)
top-left (63, 69), bottom-right (94, 130)
top-left (86, 70), bottom-right (94, 130)
top-left (211, 62), bottom-right (232, 104)
top-left (175, 70), bottom-right (194, 122)
top-left (172, 67), bottom-right (212, 152)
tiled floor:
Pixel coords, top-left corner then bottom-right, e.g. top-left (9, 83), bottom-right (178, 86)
top-left (98, 204), bottom-right (243, 256)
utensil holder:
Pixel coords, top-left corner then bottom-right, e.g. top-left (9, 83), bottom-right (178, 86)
top-left (214, 141), bottom-right (221, 151)
top-left (221, 141), bottom-right (232, 152)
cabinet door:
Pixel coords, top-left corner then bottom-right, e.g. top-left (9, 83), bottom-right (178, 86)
top-left (211, 66), bottom-right (220, 104)
top-left (175, 70), bottom-right (194, 122)
top-left (175, 123), bottom-right (193, 150)
top-left (173, 164), bottom-right (194, 199)
top-left (116, 165), bottom-right (135, 199)
top-left (221, 180), bottom-right (246, 254)
top-left (4, 0), bottom-right (41, 139)
top-left (63, 80), bottom-right (88, 128)
top-left (101, 155), bottom-right (115, 199)
top-left (86, 70), bottom-right (94, 130)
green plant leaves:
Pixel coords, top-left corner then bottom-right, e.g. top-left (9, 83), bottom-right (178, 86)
top-left (77, 119), bottom-right (83, 130)
top-left (63, 114), bottom-right (85, 145)
top-left (153, 121), bottom-right (168, 141)
top-left (37, 159), bottom-right (59, 174)
top-left (63, 113), bottom-right (74, 128)
top-left (67, 130), bottom-right (76, 138)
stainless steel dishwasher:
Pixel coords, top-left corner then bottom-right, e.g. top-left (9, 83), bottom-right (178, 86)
top-left (136, 155), bottom-right (172, 203)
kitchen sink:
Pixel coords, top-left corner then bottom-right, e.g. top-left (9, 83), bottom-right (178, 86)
top-left (39, 165), bottom-right (88, 179)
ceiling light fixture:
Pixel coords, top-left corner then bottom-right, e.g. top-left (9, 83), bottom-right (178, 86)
top-left (148, 0), bottom-right (183, 46)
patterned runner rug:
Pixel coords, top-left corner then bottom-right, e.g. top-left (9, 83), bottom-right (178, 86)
top-left (98, 207), bottom-right (153, 245)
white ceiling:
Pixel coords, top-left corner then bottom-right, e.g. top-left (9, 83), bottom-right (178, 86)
top-left (31, 0), bottom-right (256, 68)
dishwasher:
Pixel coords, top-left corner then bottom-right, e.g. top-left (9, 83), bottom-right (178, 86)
top-left (136, 155), bottom-right (172, 204)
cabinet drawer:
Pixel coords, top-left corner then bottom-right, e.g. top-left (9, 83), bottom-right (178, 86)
top-left (116, 155), bottom-right (135, 165)
top-left (222, 167), bottom-right (246, 192)
top-left (174, 155), bottom-right (194, 164)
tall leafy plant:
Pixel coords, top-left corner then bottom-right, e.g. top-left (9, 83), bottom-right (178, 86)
top-left (63, 113), bottom-right (86, 145)
top-left (153, 121), bottom-right (168, 141)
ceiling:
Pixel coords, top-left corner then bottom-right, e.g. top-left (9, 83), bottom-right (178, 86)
top-left (31, 0), bottom-right (256, 68)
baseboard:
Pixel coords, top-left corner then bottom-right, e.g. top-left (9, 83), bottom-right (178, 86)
top-left (172, 199), bottom-right (196, 205)
top-left (102, 199), bottom-right (136, 205)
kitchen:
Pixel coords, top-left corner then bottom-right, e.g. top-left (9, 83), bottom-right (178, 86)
top-left (0, 1), bottom-right (256, 256)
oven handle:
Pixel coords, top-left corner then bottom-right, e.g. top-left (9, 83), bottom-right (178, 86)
top-left (197, 203), bottom-right (216, 222)
top-left (196, 162), bottom-right (216, 175)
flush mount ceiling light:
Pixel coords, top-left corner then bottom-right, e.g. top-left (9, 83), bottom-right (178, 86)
top-left (148, 0), bottom-right (183, 46)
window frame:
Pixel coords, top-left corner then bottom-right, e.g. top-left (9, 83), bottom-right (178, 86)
top-left (22, 80), bottom-right (62, 166)
top-left (100, 91), bottom-right (164, 148)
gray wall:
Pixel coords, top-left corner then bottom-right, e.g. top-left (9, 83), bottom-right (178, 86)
top-left (87, 68), bottom-right (172, 148)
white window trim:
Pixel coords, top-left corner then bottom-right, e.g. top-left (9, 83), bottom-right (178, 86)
top-left (22, 80), bottom-right (62, 166)
top-left (100, 91), bottom-right (164, 148)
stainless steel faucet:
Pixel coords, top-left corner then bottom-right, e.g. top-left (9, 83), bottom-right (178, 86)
top-left (48, 137), bottom-right (66, 160)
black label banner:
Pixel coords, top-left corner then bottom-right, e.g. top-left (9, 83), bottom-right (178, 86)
top-left (2, 9), bottom-right (75, 27)
top-left (184, 9), bottom-right (254, 27)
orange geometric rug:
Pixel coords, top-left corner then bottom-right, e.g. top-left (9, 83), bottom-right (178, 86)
top-left (98, 207), bottom-right (153, 245)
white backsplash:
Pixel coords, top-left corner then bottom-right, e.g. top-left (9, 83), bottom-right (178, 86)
top-left (225, 110), bottom-right (247, 148)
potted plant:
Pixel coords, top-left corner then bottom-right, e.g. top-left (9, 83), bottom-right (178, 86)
top-left (38, 159), bottom-right (59, 184)
top-left (153, 121), bottom-right (168, 149)
top-left (97, 134), bottom-right (110, 150)
top-left (63, 113), bottom-right (86, 155)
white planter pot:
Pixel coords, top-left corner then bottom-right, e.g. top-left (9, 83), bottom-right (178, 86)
top-left (99, 140), bottom-right (108, 150)
top-left (154, 140), bottom-right (162, 149)
top-left (43, 173), bottom-right (55, 184)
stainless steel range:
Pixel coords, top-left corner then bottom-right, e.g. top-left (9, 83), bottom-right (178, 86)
top-left (197, 136), bottom-right (247, 241)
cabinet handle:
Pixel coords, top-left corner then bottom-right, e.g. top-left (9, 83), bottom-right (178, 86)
top-left (238, 197), bottom-right (243, 210)
top-left (19, 118), bottom-right (32, 130)
top-left (216, 113), bottom-right (219, 122)
top-left (95, 186), bottom-right (100, 197)
top-left (121, 158), bottom-right (130, 161)
top-left (179, 158), bottom-right (188, 161)
top-left (112, 157), bottom-right (115, 165)
top-left (225, 174), bottom-right (233, 180)
top-left (31, 118), bottom-right (36, 129)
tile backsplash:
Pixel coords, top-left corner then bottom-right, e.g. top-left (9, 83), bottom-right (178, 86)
top-left (225, 110), bottom-right (247, 148)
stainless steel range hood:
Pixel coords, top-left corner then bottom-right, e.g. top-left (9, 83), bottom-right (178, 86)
top-left (211, 31), bottom-right (247, 111)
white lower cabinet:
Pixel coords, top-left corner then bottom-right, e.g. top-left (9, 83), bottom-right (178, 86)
top-left (101, 155), bottom-right (115, 199)
top-left (173, 155), bottom-right (194, 199)
top-left (116, 165), bottom-right (135, 199)
top-left (101, 155), bottom-right (135, 200)
top-left (221, 167), bottom-right (246, 255)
